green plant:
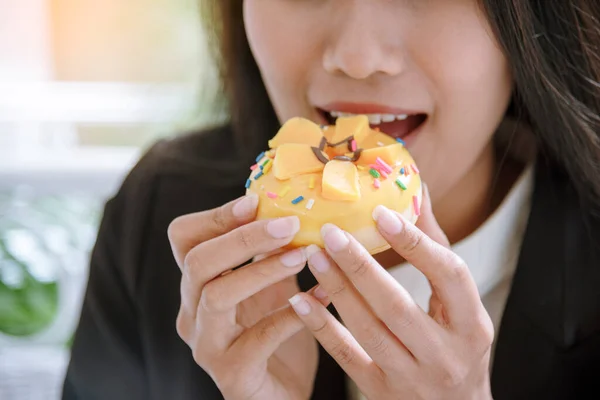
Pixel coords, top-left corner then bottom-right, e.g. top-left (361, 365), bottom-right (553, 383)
top-left (0, 190), bottom-right (100, 339)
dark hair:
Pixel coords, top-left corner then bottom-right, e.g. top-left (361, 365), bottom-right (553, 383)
top-left (200, 0), bottom-right (600, 206)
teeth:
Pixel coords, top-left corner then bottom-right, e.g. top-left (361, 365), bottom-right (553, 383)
top-left (328, 111), bottom-right (412, 125)
top-left (367, 114), bottom-right (382, 124)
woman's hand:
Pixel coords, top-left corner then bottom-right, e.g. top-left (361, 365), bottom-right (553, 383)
top-left (288, 186), bottom-right (494, 400)
top-left (168, 194), bottom-right (328, 400)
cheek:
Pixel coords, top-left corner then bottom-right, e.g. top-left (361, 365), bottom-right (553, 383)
top-left (243, 1), bottom-right (322, 120)
top-left (410, 10), bottom-right (512, 194)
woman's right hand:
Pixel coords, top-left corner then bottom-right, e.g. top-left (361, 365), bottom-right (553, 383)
top-left (168, 193), bottom-right (328, 400)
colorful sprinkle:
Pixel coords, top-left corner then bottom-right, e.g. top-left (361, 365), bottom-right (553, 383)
top-left (255, 151), bottom-right (266, 163)
top-left (261, 159), bottom-right (270, 168)
top-left (266, 191), bottom-right (278, 199)
top-left (291, 195), bottom-right (305, 205)
top-left (309, 176), bottom-right (315, 189)
top-left (400, 167), bottom-right (405, 175)
top-left (306, 198), bottom-right (315, 210)
top-left (245, 179), bottom-right (252, 189)
top-left (267, 149), bottom-right (276, 158)
top-left (396, 138), bottom-right (405, 145)
top-left (351, 139), bottom-right (357, 152)
top-left (375, 157), bottom-right (393, 174)
top-left (262, 159), bottom-right (273, 174)
top-left (379, 169), bottom-right (389, 179)
top-left (373, 179), bottom-right (381, 189)
top-left (413, 195), bottom-right (421, 216)
top-left (250, 164), bottom-right (258, 171)
top-left (254, 171), bottom-right (264, 180)
top-left (405, 167), bottom-right (411, 176)
top-left (395, 178), bottom-right (407, 190)
top-left (279, 186), bottom-right (291, 197)
top-left (369, 168), bottom-right (381, 179)
top-left (411, 164), bottom-right (420, 174)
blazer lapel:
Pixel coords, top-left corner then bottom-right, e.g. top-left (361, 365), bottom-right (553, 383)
top-left (491, 159), bottom-right (600, 398)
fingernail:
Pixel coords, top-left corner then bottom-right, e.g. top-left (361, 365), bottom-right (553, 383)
top-left (279, 248), bottom-right (307, 268)
top-left (313, 286), bottom-right (328, 300)
top-left (289, 294), bottom-right (311, 315)
top-left (372, 205), bottom-right (404, 235)
top-left (232, 194), bottom-right (258, 219)
top-left (267, 216), bottom-right (300, 239)
top-left (321, 224), bottom-right (349, 252)
top-left (306, 244), bottom-right (330, 273)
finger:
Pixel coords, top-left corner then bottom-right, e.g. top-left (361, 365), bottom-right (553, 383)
top-left (230, 285), bottom-right (330, 365)
top-left (305, 245), bottom-right (415, 369)
top-left (372, 192), bottom-right (482, 331)
top-left (198, 248), bottom-right (308, 313)
top-left (168, 193), bottom-right (259, 268)
top-left (319, 226), bottom-right (441, 362)
top-left (253, 248), bottom-right (285, 262)
top-left (182, 216), bottom-right (300, 311)
top-left (415, 184), bottom-right (450, 248)
top-left (288, 292), bottom-right (383, 387)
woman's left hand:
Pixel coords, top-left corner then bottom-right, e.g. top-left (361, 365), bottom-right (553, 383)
top-left (288, 186), bottom-right (494, 400)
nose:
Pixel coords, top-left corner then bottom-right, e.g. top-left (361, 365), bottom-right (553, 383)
top-left (322, 3), bottom-right (404, 80)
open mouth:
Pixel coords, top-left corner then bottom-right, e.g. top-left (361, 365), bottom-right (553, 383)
top-left (317, 108), bottom-right (427, 142)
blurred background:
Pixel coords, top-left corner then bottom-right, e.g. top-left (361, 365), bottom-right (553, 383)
top-left (0, 1), bottom-right (223, 398)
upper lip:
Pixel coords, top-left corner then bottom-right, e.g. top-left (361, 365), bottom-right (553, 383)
top-left (317, 102), bottom-right (425, 116)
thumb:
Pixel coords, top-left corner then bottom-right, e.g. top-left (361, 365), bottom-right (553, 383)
top-left (415, 183), bottom-right (450, 248)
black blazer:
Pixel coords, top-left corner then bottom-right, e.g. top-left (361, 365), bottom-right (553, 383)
top-left (62, 126), bottom-right (600, 400)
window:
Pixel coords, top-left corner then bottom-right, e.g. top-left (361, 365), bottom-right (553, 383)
top-left (0, 2), bottom-right (219, 398)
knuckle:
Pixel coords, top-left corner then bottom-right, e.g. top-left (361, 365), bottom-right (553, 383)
top-left (253, 317), bottom-right (281, 346)
top-left (175, 309), bottom-right (190, 341)
top-left (388, 299), bottom-right (414, 328)
top-left (437, 361), bottom-right (468, 389)
top-left (363, 330), bottom-right (390, 357)
top-left (191, 342), bottom-right (211, 368)
top-left (183, 248), bottom-right (204, 281)
top-left (312, 319), bottom-right (330, 335)
top-left (469, 315), bottom-right (494, 351)
top-left (445, 255), bottom-right (470, 283)
top-left (327, 281), bottom-right (349, 299)
top-left (330, 339), bottom-right (356, 366)
top-left (200, 282), bottom-right (227, 313)
top-left (236, 228), bottom-right (256, 250)
top-left (167, 215), bottom-right (186, 243)
top-left (401, 228), bottom-right (423, 255)
top-left (211, 206), bottom-right (229, 232)
top-left (348, 256), bottom-right (371, 278)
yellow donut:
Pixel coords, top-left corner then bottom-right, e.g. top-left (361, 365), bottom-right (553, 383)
top-left (245, 115), bottom-right (422, 255)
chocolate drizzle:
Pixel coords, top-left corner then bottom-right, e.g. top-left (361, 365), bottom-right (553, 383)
top-left (313, 132), bottom-right (363, 165)
top-left (311, 146), bottom-right (330, 164)
top-left (333, 155), bottom-right (352, 162)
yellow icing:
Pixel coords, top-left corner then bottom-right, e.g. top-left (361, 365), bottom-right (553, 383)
top-left (247, 117), bottom-right (421, 254)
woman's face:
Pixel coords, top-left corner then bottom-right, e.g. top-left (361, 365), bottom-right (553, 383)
top-left (243, 0), bottom-right (512, 228)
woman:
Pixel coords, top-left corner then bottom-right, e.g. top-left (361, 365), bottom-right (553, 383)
top-left (62, 1), bottom-right (600, 399)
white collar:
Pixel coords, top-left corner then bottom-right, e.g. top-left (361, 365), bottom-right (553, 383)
top-left (387, 163), bottom-right (535, 306)
top-left (451, 163), bottom-right (535, 296)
